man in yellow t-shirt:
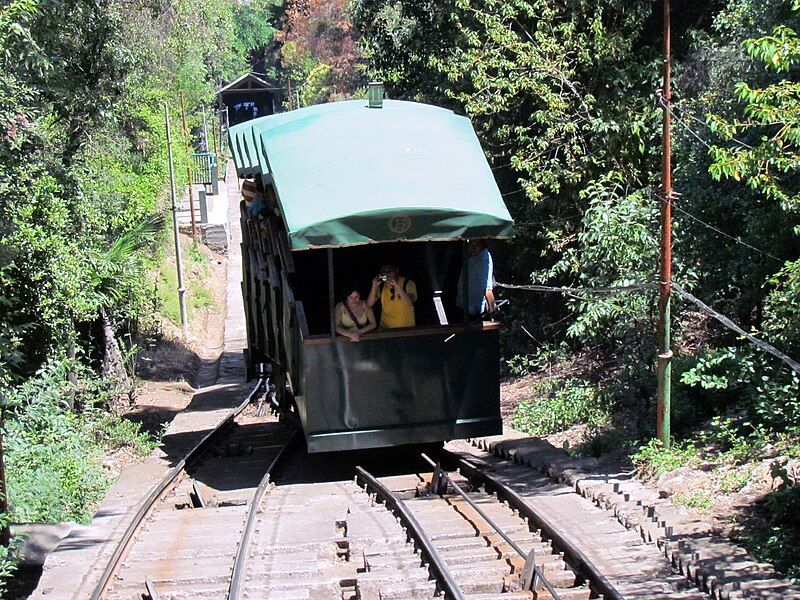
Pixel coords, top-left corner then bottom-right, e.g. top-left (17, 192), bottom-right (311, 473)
top-left (367, 264), bottom-right (417, 328)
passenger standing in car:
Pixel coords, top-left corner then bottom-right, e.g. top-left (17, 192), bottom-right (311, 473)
top-left (457, 239), bottom-right (496, 318)
top-left (367, 264), bottom-right (417, 328)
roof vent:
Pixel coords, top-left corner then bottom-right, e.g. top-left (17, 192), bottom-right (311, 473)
top-left (368, 81), bottom-right (384, 108)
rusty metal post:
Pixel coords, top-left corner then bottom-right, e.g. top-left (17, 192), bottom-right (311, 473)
top-left (179, 91), bottom-right (197, 239)
top-left (657, 0), bottom-right (672, 447)
top-left (212, 116), bottom-right (218, 158)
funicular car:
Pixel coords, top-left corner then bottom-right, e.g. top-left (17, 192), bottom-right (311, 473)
top-left (229, 97), bottom-right (514, 452)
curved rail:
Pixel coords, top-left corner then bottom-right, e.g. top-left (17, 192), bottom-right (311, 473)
top-left (90, 378), bottom-right (267, 600)
top-left (228, 428), bottom-right (299, 600)
top-left (355, 466), bottom-right (465, 600)
top-left (444, 450), bottom-right (625, 600)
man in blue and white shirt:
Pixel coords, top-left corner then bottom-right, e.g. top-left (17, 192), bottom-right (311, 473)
top-left (456, 239), bottom-right (496, 318)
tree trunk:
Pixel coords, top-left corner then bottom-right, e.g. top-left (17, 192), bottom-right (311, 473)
top-left (0, 412), bottom-right (10, 547)
top-left (65, 341), bottom-right (78, 410)
top-left (99, 307), bottom-right (132, 394)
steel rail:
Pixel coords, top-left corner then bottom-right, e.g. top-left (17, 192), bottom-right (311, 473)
top-left (421, 454), bottom-right (562, 599)
top-left (228, 428), bottom-right (299, 600)
top-left (89, 378), bottom-right (267, 600)
top-left (355, 466), bottom-right (466, 600)
top-left (445, 451), bottom-right (625, 600)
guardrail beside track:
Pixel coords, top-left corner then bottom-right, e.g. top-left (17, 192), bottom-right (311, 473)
top-left (90, 378), bottom-right (267, 600)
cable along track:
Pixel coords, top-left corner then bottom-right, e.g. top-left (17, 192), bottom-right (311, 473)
top-left (91, 378), bottom-right (296, 600)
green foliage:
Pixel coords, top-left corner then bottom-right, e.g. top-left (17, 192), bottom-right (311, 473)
top-left (0, 7), bottom-right (254, 589)
top-left (3, 362), bottom-right (123, 522)
top-left (763, 258), bottom-right (800, 357)
top-left (708, 8), bottom-right (800, 210)
top-left (680, 347), bottom-right (800, 431)
top-left (632, 439), bottom-right (700, 480)
top-left (89, 412), bottom-right (159, 456)
top-left (716, 466), bottom-right (752, 493)
top-left (3, 360), bottom-right (158, 524)
top-left (700, 416), bottom-right (772, 464)
top-left (681, 348), bottom-right (739, 389)
top-left (233, 0), bottom-right (284, 77)
top-left (156, 243), bottom-right (215, 325)
top-left (506, 343), bottom-right (568, 377)
top-left (541, 173), bottom-right (659, 342)
top-left (511, 378), bottom-right (607, 436)
top-left (0, 528), bottom-right (16, 596)
top-left (675, 489), bottom-right (714, 511)
top-left (736, 459), bottom-right (800, 581)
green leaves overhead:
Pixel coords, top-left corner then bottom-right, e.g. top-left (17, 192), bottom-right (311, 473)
top-left (708, 5), bottom-right (800, 210)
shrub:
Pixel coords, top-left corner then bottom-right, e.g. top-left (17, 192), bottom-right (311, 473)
top-left (506, 343), bottom-right (568, 377)
top-left (699, 416), bottom-right (771, 465)
top-left (737, 460), bottom-right (800, 581)
top-left (3, 360), bottom-right (159, 524)
top-left (631, 439), bottom-right (699, 480)
top-left (511, 378), bottom-right (607, 436)
top-left (0, 534), bottom-right (16, 597)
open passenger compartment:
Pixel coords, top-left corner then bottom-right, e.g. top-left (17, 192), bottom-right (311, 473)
top-left (231, 98), bottom-right (514, 452)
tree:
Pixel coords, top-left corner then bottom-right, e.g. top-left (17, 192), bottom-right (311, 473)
top-left (279, 0), bottom-right (364, 104)
top-left (234, 0), bottom-right (286, 77)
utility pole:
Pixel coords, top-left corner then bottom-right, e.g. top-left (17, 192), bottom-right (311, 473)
top-left (657, 0), bottom-right (672, 447)
top-left (179, 91), bottom-right (198, 239)
top-left (164, 104), bottom-right (190, 339)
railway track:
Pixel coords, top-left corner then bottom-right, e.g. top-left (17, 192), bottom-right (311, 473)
top-left (223, 446), bottom-right (638, 600)
top-left (89, 394), bottom-right (711, 600)
top-left (91, 379), bottom-right (296, 600)
top-left (354, 454), bottom-right (609, 600)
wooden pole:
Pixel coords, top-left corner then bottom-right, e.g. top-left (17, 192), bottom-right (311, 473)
top-left (179, 91), bottom-right (197, 239)
top-left (165, 104), bottom-right (190, 339)
top-left (211, 116), bottom-right (218, 157)
top-left (657, 0), bottom-right (672, 447)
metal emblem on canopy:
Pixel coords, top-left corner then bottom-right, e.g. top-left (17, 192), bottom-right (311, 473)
top-left (388, 214), bottom-right (412, 234)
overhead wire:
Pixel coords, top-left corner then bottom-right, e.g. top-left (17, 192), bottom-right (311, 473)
top-left (657, 94), bottom-right (753, 150)
top-left (496, 278), bottom-right (800, 375)
top-left (653, 191), bottom-right (784, 263)
top-left (672, 283), bottom-right (800, 376)
top-left (495, 281), bottom-right (655, 300)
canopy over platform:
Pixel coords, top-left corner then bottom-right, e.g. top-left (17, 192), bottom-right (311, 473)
top-left (229, 99), bottom-right (514, 250)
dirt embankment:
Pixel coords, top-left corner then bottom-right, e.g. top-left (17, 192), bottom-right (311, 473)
top-left (113, 234), bottom-right (229, 474)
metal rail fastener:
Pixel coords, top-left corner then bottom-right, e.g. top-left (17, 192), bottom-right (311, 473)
top-left (228, 428), bottom-right (299, 600)
top-left (422, 453), bottom-right (561, 598)
top-left (447, 451), bottom-right (625, 600)
top-left (355, 466), bottom-right (466, 600)
top-left (90, 378), bottom-right (268, 600)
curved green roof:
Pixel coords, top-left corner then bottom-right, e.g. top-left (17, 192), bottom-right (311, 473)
top-left (229, 100), bottom-right (513, 250)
